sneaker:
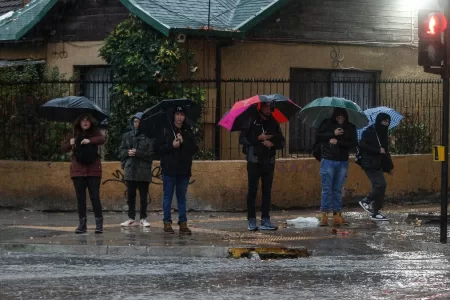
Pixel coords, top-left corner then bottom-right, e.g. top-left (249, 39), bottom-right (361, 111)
top-left (260, 218), bottom-right (278, 231)
top-left (140, 218), bottom-right (150, 227)
top-left (248, 218), bottom-right (258, 231)
top-left (359, 200), bottom-right (374, 214)
top-left (371, 212), bottom-right (389, 221)
top-left (120, 219), bottom-right (137, 227)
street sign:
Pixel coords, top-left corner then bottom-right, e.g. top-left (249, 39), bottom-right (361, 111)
top-left (433, 145), bottom-right (446, 161)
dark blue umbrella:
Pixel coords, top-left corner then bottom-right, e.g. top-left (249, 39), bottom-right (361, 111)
top-left (39, 96), bottom-right (109, 123)
top-left (139, 98), bottom-right (201, 139)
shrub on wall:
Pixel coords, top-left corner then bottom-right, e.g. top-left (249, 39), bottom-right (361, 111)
top-left (99, 15), bottom-right (210, 161)
top-left (390, 115), bottom-right (433, 154)
top-left (0, 65), bottom-right (73, 161)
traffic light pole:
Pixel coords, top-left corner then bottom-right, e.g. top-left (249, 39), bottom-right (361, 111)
top-left (441, 1), bottom-right (450, 244)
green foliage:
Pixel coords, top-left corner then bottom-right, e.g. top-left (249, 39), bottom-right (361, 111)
top-left (390, 115), bottom-right (433, 154)
top-left (99, 15), bottom-right (205, 160)
top-left (0, 65), bottom-right (73, 161)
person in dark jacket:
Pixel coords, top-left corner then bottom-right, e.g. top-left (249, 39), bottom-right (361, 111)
top-left (358, 113), bottom-right (393, 221)
top-left (62, 113), bottom-right (105, 234)
top-left (239, 102), bottom-right (285, 231)
top-left (119, 112), bottom-right (155, 227)
top-left (316, 108), bottom-right (357, 226)
top-left (159, 106), bottom-right (198, 234)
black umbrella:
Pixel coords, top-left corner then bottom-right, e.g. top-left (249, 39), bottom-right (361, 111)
top-left (39, 96), bottom-right (109, 123)
top-left (139, 98), bottom-right (201, 139)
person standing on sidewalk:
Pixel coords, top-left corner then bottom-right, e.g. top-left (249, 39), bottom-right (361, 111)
top-left (62, 113), bottom-right (105, 234)
top-left (239, 102), bottom-right (285, 231)
top-left (119, 112), bottom-right (155, 228)
top-left (159, 106), bottom-right (198, 234)
top-left (316, 108), bottom-right (357, 227)
top-left (358, 113), bottom-right (393, 221)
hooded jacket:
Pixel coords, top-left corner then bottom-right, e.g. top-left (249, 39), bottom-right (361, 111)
top-left (359, 113), bottom-right (394, 172)
top-left (158, 118), bottom-right (198, 177)
top-left (119, 112), bottom-right (155, 182)
top-left (239, 114), bottom-right (285, 164)
top-left (316, 108), bottom-right (358, 161)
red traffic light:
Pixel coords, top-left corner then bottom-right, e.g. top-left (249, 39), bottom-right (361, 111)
top-left (426, 12), bottom-right (447, 35)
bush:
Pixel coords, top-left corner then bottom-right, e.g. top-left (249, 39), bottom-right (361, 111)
top-left (0, 65), bottom-right (73, 161)
top-left (99, 15), bottom-right (206, 161)
top-left (390, 115), bottom-right (433, 154)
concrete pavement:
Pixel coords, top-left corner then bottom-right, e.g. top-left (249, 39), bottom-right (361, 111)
top-left (0, 204), bottom-right (449, 258)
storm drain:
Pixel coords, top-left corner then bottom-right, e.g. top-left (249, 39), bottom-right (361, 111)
top-left (228, 247), bottom-right (310, 259)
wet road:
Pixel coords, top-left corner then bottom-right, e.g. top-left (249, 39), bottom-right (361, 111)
top-left (1, 251), bottom-right (449, 300)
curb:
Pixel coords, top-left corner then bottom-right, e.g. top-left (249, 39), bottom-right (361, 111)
top-left (0, 243), bottom-right (230, 258)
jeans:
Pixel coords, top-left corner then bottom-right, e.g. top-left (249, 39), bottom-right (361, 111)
top-left (247, 162), bottom-right (275, 220)
top-left (126, 181), bottom-right (150, 220)
top-left (320, 159), bottom-right (348, 212)
top-left (72, 177), bottom-right (103, 219)
top-left (364, 169), bottom-right (387, 212)
top-left (162, 175), bottom-right (190, 224)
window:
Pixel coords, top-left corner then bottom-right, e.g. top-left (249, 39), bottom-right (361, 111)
top-left (289, 68), bottom-right (378, 154)
top-left (75, 66), bottom-right (112, 114)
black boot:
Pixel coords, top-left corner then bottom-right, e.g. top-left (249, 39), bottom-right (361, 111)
top-left (75, 217), bottom-right (87, 234)
top-left (95, 217), bottom-right (103, 234)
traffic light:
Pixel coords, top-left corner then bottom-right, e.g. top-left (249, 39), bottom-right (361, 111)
top-left (418, 10), bottom-right (447, 67)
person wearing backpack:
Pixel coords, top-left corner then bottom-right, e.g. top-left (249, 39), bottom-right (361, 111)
top-left (119, 112), bottom-right (155, 228)
top-left (358, 113), bottom-right (393, 221)
top-left (62, 113), bottom-right (105, 234)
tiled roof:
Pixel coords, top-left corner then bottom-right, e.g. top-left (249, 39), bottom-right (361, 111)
top-left (0, 0), bottom-right (22, 15)
top-left (0, 0), bottom-right (287, 41)
top-left (120, 0), bottom-right (287, 36)
top-left (0, 0), bottom-right (56, 41)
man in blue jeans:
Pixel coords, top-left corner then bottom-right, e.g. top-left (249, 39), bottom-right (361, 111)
top-left (316, 108), bottom-right (357, 226)
top-left (159, 106), bottom-right (198, 234)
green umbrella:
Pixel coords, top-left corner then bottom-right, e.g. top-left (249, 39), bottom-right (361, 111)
top-left (298, 97), bottom-right (369, 128)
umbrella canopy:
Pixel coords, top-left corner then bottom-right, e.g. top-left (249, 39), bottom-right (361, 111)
top-left (218, 94), bottom-right (301, 132)
top-left (298, 97), bottom-right (369, 128)
top-left (357, 106), bottom-right (404, 140)
top-left (39, 96), bottom-right (109, 123)
top-left (139, 98), bottom-right (201, 139)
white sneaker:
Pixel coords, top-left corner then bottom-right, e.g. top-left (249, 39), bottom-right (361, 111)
top-left (140, 218), bottom-right (151, 227)
top-left (121, 219), bottom-right (137, 227)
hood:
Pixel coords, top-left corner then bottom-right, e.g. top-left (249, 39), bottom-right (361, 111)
top-left (331, 108), bottom-right (349, 124)
top-left (375, 112), bottom-right (391, 126)
top-left (129, 112), bottom-right (144, 131)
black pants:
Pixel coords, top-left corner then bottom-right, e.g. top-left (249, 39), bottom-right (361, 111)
top-left (126, 181), bottom-right (150, 220)
top-left (364, 169), bottom-right (387, 212)
top-left (247, 162), bottom-right (275, 220)
top-left (72, 177), bottom-right (103, 219)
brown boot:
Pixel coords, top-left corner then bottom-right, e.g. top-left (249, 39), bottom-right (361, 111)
top-left (163, 222), bottom-right (175, 234)
top-left (319, 212), bottom-right (329, 226)
top-left (179, 222), bottom-right (192, 235)
top-left (333, 212), bottom-right (349, 226)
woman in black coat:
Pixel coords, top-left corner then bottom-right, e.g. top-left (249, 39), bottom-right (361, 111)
top-left (358, 113), bottom-right (393, 221)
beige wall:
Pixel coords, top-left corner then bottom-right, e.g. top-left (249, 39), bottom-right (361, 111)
top-left (46, 41), bottom-right (107, 77)
top-left (220, 42), bottom-right (438, 80)
top-left (0, 155), bottom-right (442, 212)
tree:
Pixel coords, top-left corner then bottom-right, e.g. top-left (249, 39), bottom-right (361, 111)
top-left (99, 15), bottom-right (205, 160)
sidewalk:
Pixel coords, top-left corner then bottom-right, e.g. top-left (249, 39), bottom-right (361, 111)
top-left (0, 204), bottom-right (449, 258)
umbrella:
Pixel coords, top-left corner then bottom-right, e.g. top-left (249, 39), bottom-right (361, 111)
top-left (218, 94), bottom-right (301, 132)
top-left (139, 98), bottom-right (201, 139)
top-left (357, 106), bottom-right (404, 140)
top-left (40, 96), bottom-right (109, 123)
top-left (298, 97), bottom-right (369, 129)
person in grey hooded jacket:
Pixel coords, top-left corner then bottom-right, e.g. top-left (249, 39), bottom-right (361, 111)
top-left (119, 112), bottom-right (155, 227)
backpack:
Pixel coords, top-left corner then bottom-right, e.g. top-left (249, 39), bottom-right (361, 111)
top-left (354, 146), bottom-right (362, 165)
top-left (74, 136), bottom-right (99, 165)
